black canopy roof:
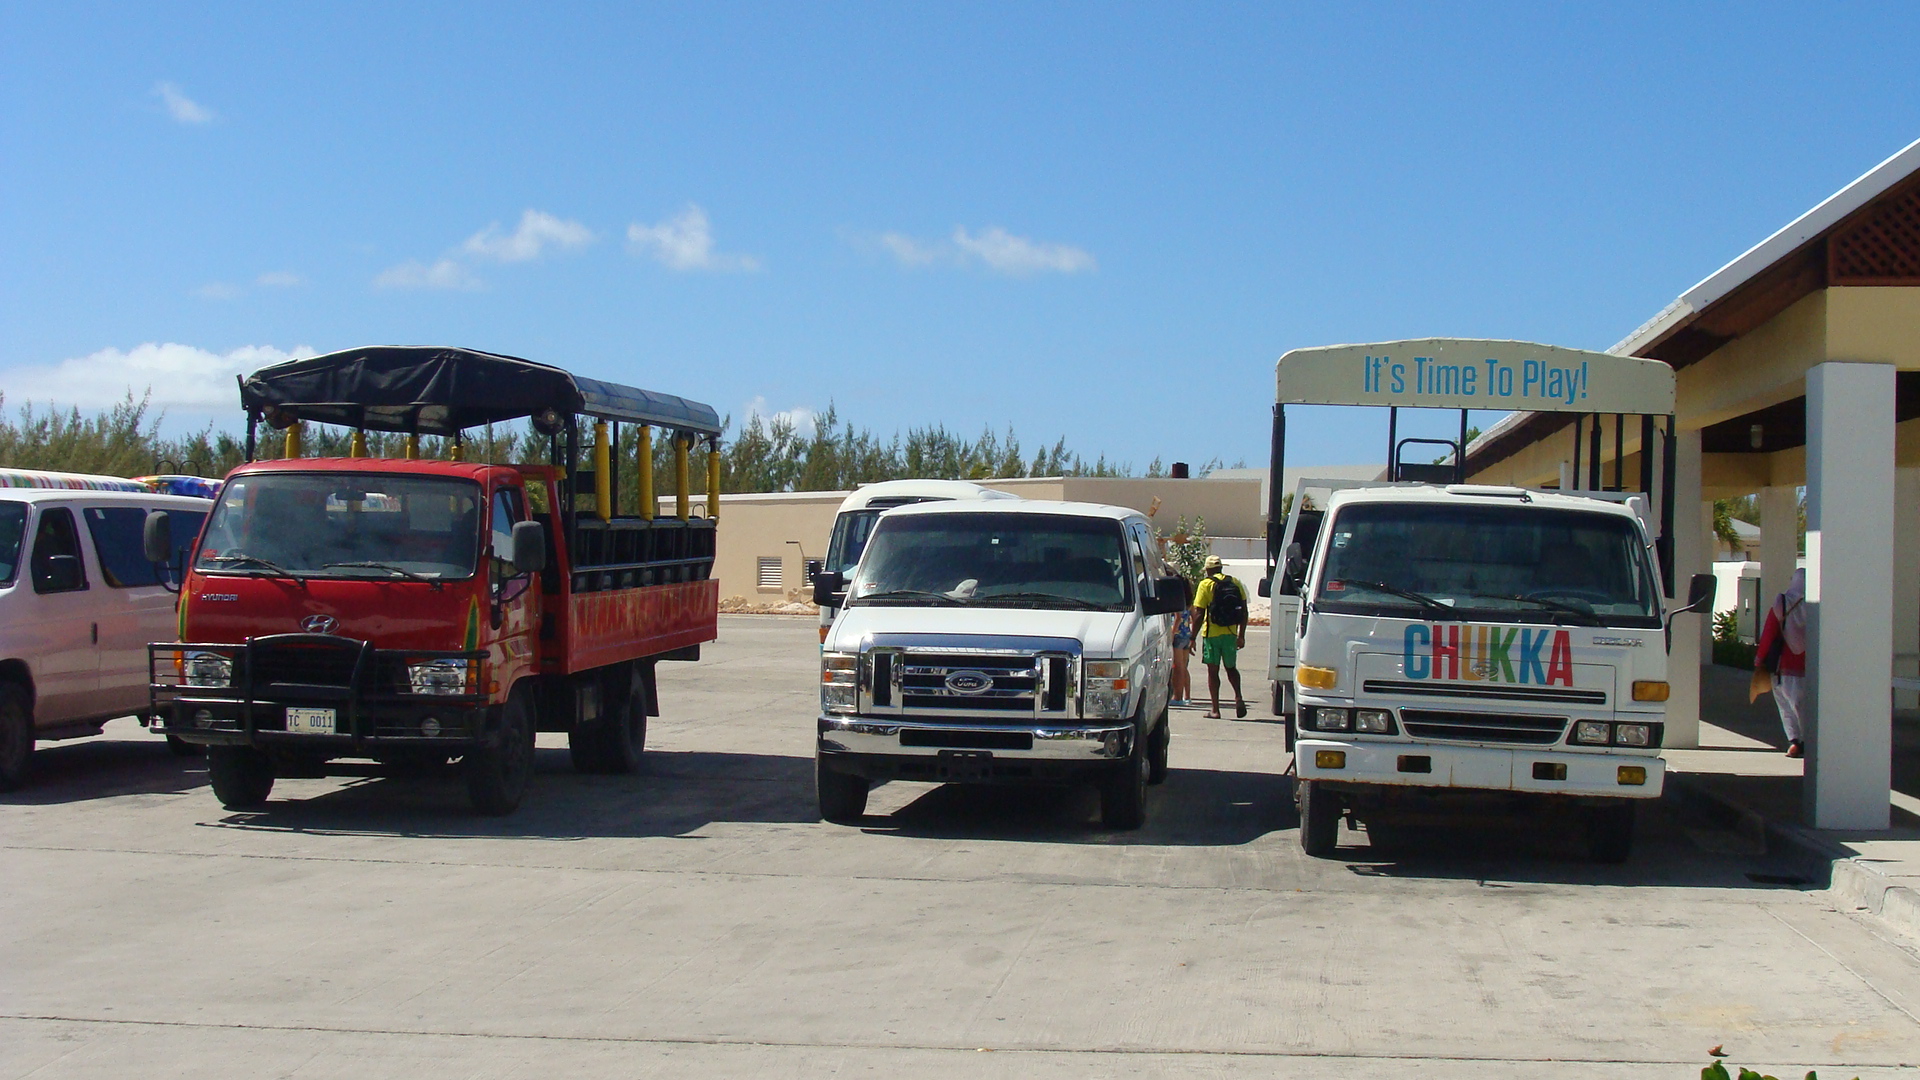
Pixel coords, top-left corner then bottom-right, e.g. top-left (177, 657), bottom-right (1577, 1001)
top-left (238, 346), bottom-right (721, 438)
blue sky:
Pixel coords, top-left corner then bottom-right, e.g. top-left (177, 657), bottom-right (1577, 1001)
top-left (3, 2), bottom-right (1917, 471)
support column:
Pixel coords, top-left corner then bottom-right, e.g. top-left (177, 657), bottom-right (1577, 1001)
top-left (1805, 362), bottom-right (1895, 830)
top-left (1758, 485), bottom-right (1799, 630)
top-left (1666, 428), bottom-right (1705, 749)
top-left (1892, 468), bottom-right (1920, 709)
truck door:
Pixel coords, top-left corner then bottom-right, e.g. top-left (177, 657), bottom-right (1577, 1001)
top-left (489, 487), bottom-right (539, 686)
top-left (24, 505), bottom-right (98, 727)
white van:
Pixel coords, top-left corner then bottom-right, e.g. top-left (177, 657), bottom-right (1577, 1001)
top-left (818, 480), bottom-right (1020, 641)
top-left (0, 482), bottom-right (211, 788)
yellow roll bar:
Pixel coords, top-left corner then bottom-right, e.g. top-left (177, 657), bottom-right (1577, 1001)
top-left (283, 424), bottom-right (302, 458)
top-left (402, 434), bottom-right (419, 459)
top-left (706, 439), bottom-right (721, 520)
top-left (348, 430), bottom-right (368, 458)
top-left (593, 420), bottom-right (612, 522)
top-left (674, 434), bottom-right (691, 521)
top-left (449, 435), bottom-right (464, 461)
top-left (636, 425), bottom-right (654, 520)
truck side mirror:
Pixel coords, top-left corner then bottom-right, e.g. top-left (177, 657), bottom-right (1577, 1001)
top-left (1281, 542), bottom-right (1307, 596)
top-left (1681, 572), bottom-right (1716, 615)
top-left (142, 510), bottom-right (172, 565)
top-left (510, 520), bottom-right (547, 575)
top-left (812, 570), bottom-right (846, 608)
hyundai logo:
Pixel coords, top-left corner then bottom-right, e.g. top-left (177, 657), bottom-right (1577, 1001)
top-left (301, 614), bottom-right (339, 635)
top-left (944, 670), bottom-right (993, 695)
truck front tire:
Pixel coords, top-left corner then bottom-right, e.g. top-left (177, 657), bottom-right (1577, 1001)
top-left (1298, 778), bottom-right (1340, 857)
top-left (1586, 802), bottom-right (1635, 863)
top-left (207, 746), bottom-right (274, 808)
top-left (0, 684), bottom-right (32, 792)
top-left (816, 754), bottom-right (868, 823)
top-left (467, 687), bottom-right (536, 815)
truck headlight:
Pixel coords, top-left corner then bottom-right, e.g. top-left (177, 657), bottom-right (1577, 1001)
top-left (1612, 722), bottom-right (1653, 747)
top-left (1082, 659), bottom-right (1131, 719)
top-left (1573, 720), bottom-right (1611, 745)
top-left (1354, 708), bottom-right (1395, 734)
top-left (822, 652), bottom-right (857, 715)
top-left (407, 658), bottom-right (474, 696)
top-left (1309, 706), bottom-right (1352, 732)
top-left (183, 651), bottom-right (233, 688)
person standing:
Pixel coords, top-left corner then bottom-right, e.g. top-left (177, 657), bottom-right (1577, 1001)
top-left (1190, 554), bottom-right (1249, 719)
top-left (1168, 575), bottom-right (1195, 706)
top-left (1753, 567), bottom-right (1808, 758)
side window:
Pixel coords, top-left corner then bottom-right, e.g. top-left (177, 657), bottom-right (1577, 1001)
top-left (83, 506), bottom-right (155, 587)
top-left (31, 507), bottom-right (88, 594)
top-left (490, 488), bottom-right (525, 578)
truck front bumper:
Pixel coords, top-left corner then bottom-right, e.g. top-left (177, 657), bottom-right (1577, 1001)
top-left (818, 715), bottom-right (1134, 783)
top-left (1295, 737), bottom-right (1665, 799)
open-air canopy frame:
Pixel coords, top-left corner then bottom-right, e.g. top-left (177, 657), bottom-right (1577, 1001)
top-left (1267, 338), bottom-right (1683, 592)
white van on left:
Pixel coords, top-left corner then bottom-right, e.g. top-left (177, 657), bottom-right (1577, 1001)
top-left (0, 473), bottom-right (212, 789)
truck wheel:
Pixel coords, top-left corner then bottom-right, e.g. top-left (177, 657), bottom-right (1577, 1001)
top-left (1100, 725), bottom-right (1150, 830)
top-left (0, 684), bottom-right (32, 792)
top-left (570, 670), bottom-right (647, 775)
top-left (206, 746), bottom-right (274, 808)
top-left (1298, 779), bottom-right (1340, 857)
top-left (166, 733), bottom-right (204, 757)
top-left (1147, 707), bottom-right (1171, 786)
top-left (1586, 802), bottom-right (1635, 863)
top-left (816, 753), bottom-right (868, 824)
top-left (467, 687), bottom-right (536, 815)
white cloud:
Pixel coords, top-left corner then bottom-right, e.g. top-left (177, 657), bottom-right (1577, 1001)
top-left (373, 257), bottom-right (482, 291)
top-left (627, 205), bottom-right (762, 272)
top-left (868, 225), bottom-right (1096, 276)
top-left (1, 343), bottom-right (317, 411)
top-left (194, 281), bottom-right (242, 301)
top-left (462, 209), bottom-right (594, 262)
top-left (742, 396), bottom-right (816, 438)
top-left (255, 270), bottom-right (303, 288)
top-left (950, 226), bottom-right (1096, 275)
top-left (154, 82), bottom-right (214, 124)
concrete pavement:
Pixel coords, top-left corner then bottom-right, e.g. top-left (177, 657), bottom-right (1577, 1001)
top-left (4, 616), bottom-right (1918, 1078)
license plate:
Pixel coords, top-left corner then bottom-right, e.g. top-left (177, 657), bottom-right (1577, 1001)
top-left (286, 707), bottom-right (336, 735)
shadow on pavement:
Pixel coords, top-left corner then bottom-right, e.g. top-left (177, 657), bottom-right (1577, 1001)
top-left (0, 730), bottom-right (208, 804)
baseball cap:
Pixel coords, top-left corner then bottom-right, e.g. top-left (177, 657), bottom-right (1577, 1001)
top-left (1203, 554), bottom-right (1223, 570)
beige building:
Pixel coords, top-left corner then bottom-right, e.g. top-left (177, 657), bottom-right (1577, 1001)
top-left (673, 474), bottom-right (1266, 603)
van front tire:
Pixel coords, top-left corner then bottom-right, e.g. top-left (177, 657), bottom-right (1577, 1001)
top-left (207, 746), bottom-right (274, 808)
top-left (817, 754), bottom-right (868, 823)
top-left (0, 684), bottom-right (32, 792)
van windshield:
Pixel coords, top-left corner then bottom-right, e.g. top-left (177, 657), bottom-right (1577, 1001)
top-left (849, 512), bottom-right (1133, 611)
top-left (1314, 503), bottom-right (1661, 628)
top-left (195, 473), bottom-right (483, 580)
top-left (0, 502), bottom-right (24, 586)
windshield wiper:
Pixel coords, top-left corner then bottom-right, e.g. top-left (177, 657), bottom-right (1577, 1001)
top-left (973, 591), bottom-right (1109, 611)
top-left (1468, 593), bottom-right (1603, 625)
top-left (323, 561), bottom-right (443, 589)
top-left (854, 589), bottom-right (964, 605)
top-left (1332, 580), bottom-right (1456, 618)
top-left (204, 553), bottom-right (303, 580)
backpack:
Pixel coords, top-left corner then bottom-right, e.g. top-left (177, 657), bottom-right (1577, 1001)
top-left (1759, 597), bottom-right (1802, 674)
top-left (1207, 573), bottom-right (1248, 628)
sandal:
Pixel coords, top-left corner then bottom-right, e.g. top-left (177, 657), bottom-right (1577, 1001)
top-left (1785, 740), bottom-right (1804, 759)
top-left (1204, 711), bottom-right (1221, 719)
top-left (1235, 702), bottom-right (1247, 718)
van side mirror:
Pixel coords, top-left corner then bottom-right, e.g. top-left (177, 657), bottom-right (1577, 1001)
top-left (510, 520), bottom-right (547, 575)
top-left (142, 510), bottom-right (172, 565)
top-left (1680, 572), bottom-right (1716, 615)
top-left (812, 570), bottom-right (846, 608)
top-left (38, 554), bottom-right (84, 592)
top-left (1143, 576), bottom-right (1186, 615)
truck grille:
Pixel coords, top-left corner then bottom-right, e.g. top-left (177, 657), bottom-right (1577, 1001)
top-left (1399, 709), bottom-right (1568, 746)
top-left (251, 643), bottom-right (359, 689)
top-left (873, 651), bottom-right (1073, 719)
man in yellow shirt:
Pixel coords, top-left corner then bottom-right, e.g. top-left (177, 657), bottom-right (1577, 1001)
top-left (1189, 554), bottom-right (1248, 719)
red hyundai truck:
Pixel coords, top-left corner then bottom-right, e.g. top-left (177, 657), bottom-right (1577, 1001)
top-left (147, 346), bottom-right (722, 814)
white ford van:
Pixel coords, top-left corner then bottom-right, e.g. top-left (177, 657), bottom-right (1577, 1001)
top-left (0, 482), bottom-right (211, 788)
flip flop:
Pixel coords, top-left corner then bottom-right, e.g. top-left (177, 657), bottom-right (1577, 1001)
top-left (1204, 711), bottom-right (1221, 719)
top-left (1235, 702), bottom-right (1248, 718)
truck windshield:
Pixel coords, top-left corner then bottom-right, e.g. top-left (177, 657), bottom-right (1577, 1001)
top-left (0, 501), bottom-right (24, 587)
top-left (1314, 503), bottom-right (1661, 628)
top-left (826, 509), bottom-right (883, 576)
top-left (195, 473), bottom-right (483, 581)
top-left (849, 513), bottom-right (1132, 611)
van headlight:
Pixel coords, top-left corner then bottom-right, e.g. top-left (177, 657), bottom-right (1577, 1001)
top-left (822, 652), bottom-right (858, 714)
top-left (1082, 659), bottom-right (1131, 719)
top-left (407, 658), bottom-right (475, 696)
top-left (183, 651), bottom-right (233, 688)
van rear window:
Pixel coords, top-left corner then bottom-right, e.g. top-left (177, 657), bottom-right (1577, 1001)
top-left (84, 506), bottom-right (208, 588)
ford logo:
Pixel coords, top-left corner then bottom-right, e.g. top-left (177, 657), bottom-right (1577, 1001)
top-left (301, 614), bottom-right (339, 635)
top-left (944, 670), bottom-right (993, 695)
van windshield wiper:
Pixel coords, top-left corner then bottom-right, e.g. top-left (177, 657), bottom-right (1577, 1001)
top-left (855, 589), bottom-right (964, 605)
top-left (973, 591), bottom-right (1109, 610)
top-left (204, 552), bottom-right (304, 580)
top-left (1469, 593), bottom-right (1603, 625)
top-left (1332, 580), bottom-right (1455, 618)
top-left (323, 561), bottom-right (443, 589)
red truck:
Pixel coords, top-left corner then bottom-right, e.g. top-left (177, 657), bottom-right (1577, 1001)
top-left (147, 346), bottom-right (721, 814)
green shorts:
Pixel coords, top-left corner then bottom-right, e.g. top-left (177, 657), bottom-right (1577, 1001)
top-left (1201, 634), bottom-right (1239, 667)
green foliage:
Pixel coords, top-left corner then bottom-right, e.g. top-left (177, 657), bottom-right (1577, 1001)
top-left (1712, 609), bottom-right (1740, 643)
top-left (0, 392), bottom-right (250, 477)
top-left (1701, 1059), bottom-right (1839, 1080)
top-left (1713, 637), bottom-right (1757, 669)
top-left (1156, 516), bottom-right (1211, 583)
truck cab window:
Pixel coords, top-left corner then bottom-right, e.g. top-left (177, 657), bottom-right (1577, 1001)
top-left (30, 506), bottom-right (88, 594)
top-left (0, 501), bottom-right (25, 587)
top-left (490, 488), bottom-right (527, 579)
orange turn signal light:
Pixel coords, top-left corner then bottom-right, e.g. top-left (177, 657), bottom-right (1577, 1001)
top-left (1314, 750), bottom-right (1346, 770)
top-left (1631, 681), bottom-right (1670, 702)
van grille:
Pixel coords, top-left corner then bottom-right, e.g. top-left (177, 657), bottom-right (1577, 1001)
top-left (1399, 709), bottom-right (1568, 746)
top-left (872, 650), bottom-right (1075, 720)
